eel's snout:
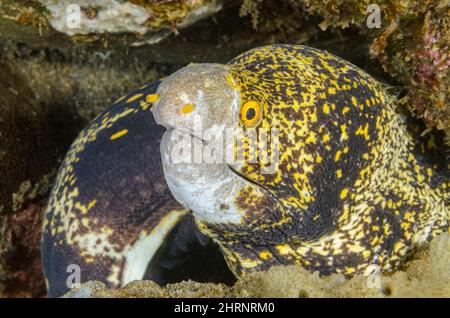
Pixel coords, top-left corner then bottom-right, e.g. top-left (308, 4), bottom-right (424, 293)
top-left (152, 63), bottom-right (239, 140)
top-left (151, 65), bottom-right (208, 129)
top-left (152, 81), bottom-right (195, 133)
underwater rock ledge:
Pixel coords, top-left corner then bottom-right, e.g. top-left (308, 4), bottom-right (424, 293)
top-left (63, 233), bottom-right (450, 298)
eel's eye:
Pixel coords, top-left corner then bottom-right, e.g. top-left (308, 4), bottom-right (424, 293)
top-left (240, 100), bottom-right (261, 127)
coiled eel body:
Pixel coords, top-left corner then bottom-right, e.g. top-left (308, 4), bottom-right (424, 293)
top-left (43, 45), bottom-right (449, 297)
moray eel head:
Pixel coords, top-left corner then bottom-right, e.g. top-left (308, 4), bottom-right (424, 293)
top-left (153, 50), bottom-right (349, 244)
top-left (154, 45), bottom-right (449, 277)
top-left (154, 63), bottom-right (273, 226)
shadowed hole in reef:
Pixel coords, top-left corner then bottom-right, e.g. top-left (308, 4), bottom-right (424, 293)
top-left (298, 290), bottom-right (309, 298)
top-left (144, 214), bottom-right (236, 286)
top-left (382, 285), bottom-right (392, 297)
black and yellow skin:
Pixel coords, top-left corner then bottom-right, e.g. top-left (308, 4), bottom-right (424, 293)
top-left (41, 81), bottom-right (191, 297)
top-left (44, 45), bottom-right (449, 297)
top-left (194, 45), bottom-right (449, 277)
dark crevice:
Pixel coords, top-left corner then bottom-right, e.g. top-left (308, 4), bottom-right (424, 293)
top-left (144, 214), bottom-right (236, 286)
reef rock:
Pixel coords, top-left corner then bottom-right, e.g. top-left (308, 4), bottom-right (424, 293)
top-left (0, 61), bottom-right (82, 297)
top-left (39, 0), bottom-right (223, 43)
top-left (63, 233), bottom-right (450, 298)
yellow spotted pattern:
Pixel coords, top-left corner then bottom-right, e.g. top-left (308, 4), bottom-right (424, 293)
top-left (200, 45), bottom-right (449, 277)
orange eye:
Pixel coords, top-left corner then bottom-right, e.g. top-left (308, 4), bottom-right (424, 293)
top-left (240, 100), bottom-right (261, 126)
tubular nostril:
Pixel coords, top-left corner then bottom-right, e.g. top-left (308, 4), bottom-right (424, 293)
top-left (152, 98), bottom-right (182, 130)
top-left (181, 103), bottom-right (195, 114)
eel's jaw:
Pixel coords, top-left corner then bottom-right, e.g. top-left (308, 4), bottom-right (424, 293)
top-left (160, 128), bottom-right (248, 225)
top-left (152, 62), bottom-right (250, 225)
